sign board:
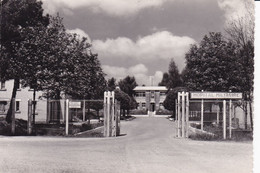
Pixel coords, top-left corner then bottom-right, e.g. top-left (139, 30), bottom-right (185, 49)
top-left (69, 101), bottom-right (81, 108)
top-left (190, 92), bottom-right (242, 99)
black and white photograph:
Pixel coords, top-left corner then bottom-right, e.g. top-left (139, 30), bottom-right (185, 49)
top-left (0, 0), bottom-right (257, 172)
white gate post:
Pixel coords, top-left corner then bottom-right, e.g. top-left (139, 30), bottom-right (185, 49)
top-left (217, 105), bottom-right (220, 125)
top-left (201, 99), bottom-right (204, 130)
top-left (177, 92), bottom-right (181, 137)
top-left (27, 99), bottom-right (33, 135)
top-left (111, 92), bottom-right (116, 137)
top-left (181, 92), bottom-right (185, 138)
top-left (104, 91), bottom-right (116, 137)
top-left (223, 100), bottom-right (226, 139)
top-left (103, 92), bottom-right (108, 137)
top-left (229, 100), bottom-right (232, 139)
top-left (104, 91), bottom-right (111, 137)
top-left (185, 92), bottom-right (189, 138)
top-left (83, 100), bottom-right (86, 122)
top-left (65, 99), bottom-right (69, 136)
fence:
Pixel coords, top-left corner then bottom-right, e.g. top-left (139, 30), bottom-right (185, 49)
top-left (176, 91), bottom-right (253, 139)
top-left (32, 93), bottom-right (121, 137)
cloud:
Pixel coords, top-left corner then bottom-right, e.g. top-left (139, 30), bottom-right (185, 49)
top-left (66, 28), bottom-right (91, 42)
top-left (102, 64), bottom-right (163, 86)
top-left (93, 31), bottom-right (196, 71)
top-left (42, 0), bottom-right (169, 16)
top-left (217, 0), bottom-right (253, 20)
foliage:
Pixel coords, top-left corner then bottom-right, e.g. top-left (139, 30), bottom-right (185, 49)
top-left (118, 76), bottom-right (137, 97)
top-left (183, 32), bottom-right (241, 92)
top-left (117, 76), bottom-right (138, 115)
top-left (1, 0), bottom-right (49, 122)
top-left (155, 109), bottom-right (172, 115)
top-left (159, 59), bottom-right (182, 89)
top-left (158, 73), bottom-right (169, 86)
top-left (114, 88), bottom-right (131, 111)
top-left (224, 0), bottom-right (254, 130)
top-left (107, 77), bottom-right (117, 91)
top-left (0, 0), bottom-right (49, 81)
top-left (163, 87), bottom-right (189, 118)
top-left (13, 15), bottom-right (106, 100)
top-left (1, 1), bottom-right (106, 123)
top-left (130, 109), bottom-right (147, 115)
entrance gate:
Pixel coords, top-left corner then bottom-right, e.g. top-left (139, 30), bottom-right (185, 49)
top-left (62, 91), bottom-right (120, 137)
top-left (176, 91), bottom-right (243, 139)
top-left (103, 91), bottom-right (120, 137)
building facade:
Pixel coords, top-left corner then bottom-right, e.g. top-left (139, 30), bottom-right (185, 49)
top-left (0, 80), bottom-right (47, 122)
top-left (134, 86), bottom-right (167, 112)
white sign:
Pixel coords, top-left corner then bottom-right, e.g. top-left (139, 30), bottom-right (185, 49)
top-left (190, 92), bottom-right (242, 99)
top-left (69, 101), bottom-right (81, 108)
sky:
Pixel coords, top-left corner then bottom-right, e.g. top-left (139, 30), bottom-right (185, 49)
top-left (41, 0), bottom-right (251, 86)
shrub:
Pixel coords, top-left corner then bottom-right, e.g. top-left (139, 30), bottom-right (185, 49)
top-left (156, 109), bottom-right (172, 115)
top-left (130, 109), bottom-right (147, 115)
top-left (189, 133), bottom-right (219, 141)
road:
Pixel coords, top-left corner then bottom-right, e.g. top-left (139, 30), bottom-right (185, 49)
top-left (0, 117), bottom-right (252, 173)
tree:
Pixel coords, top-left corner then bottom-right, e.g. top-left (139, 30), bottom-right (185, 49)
top-left (0, 0), bottom-right (49, 123)
top-left (158, 73), bottom-right (169, 86)
top-left (118, 76), bottom-right (137, 97)
top-left (163, 87), bottom-right (189, 119)
top-left (107, 77), bottom-right (117, 91)
top-left (118, 76), bottom-right (138, 115)
top-left (6, 13), bottom-right (106, 123)
top-left (114, 88), bottom-right (131, 117)
top-left (159, 59), bottom-right (182, 90)
top-left (224, 0), bottom-right (254, 129)
top-left (16, 15), bottom-right (106, 100)
top-left (183, 32), bottom-right (239, 92)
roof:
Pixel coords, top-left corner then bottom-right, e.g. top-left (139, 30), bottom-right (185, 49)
top-left (133, 86), bottom-right (167, 91)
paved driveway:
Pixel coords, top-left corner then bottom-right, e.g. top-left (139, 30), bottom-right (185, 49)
top-left (0, 117), bottom-right (253, 173)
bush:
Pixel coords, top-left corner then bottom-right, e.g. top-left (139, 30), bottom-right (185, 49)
top-left (189, 133), bottom-right (219, 141)
top-left (189, 123), bottom-right (253, 141)
top-left (156, 109), bottom-right (172, 115)
top-left (130, 109), bottom-right (147, 115)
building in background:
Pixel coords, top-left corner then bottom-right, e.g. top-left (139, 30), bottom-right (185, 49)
top-left (134, 86), bottom-right (167, 113)
top-left (0, 80), bottom-right (47, 122)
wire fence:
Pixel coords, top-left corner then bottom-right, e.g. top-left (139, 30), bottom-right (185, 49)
top-left (45, 99), bottom-right (104, 124)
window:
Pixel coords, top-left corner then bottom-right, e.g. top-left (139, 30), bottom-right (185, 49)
top-left (15, 101), bottom-right (21, 112)
top-left (0, 101), bottom-right (7, 113)
top-left (15, 99), bottom-right (22, 113)
top-left (142, 103), bottom-right (146, 108)
top-left (0, 81), bottom-right (6, 90)
top-left (137, 92), bottom-right (145, 97)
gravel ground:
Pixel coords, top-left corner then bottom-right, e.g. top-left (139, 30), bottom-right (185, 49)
top-left (0, 117), bottom-right (252, 173)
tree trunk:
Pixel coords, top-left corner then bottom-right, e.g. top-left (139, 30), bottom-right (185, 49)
top-left (6, 79), bottom-right (19, 123)
top-left (122, 109), bottom-right (126, 118)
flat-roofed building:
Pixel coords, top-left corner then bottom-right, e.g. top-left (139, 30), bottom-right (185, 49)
top-left (134, 86), bottom-right (167, 113)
